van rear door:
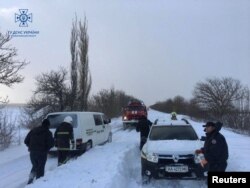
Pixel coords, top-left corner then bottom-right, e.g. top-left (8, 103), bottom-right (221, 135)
top-left (101, 114), bottom-right (110, 142)
top-left (47, 113), bottom-right (77, 150)
top-left (93, 114), bottom-right (105, 144)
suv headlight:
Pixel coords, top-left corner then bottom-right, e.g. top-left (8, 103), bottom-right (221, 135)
top-left (141, 149), bottom-right (147, 159)
top-left (146, 152), bottom-right (159, 163)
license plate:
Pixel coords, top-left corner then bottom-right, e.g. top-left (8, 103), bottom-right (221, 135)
top-left (165, 166), bottom-right (188, 173)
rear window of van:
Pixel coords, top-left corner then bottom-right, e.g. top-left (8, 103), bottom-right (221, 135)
top-left (47, 114), bottom-right (77, 129)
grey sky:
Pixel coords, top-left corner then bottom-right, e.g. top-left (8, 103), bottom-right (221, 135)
top-left (0, 0), bottom-right (249, 106)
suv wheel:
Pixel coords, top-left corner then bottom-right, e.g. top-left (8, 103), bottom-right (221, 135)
top-left (141, 175), bottom-right (150, 185)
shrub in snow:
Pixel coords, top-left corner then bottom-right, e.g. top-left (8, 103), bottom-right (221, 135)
top-left (0, 111), bottom-right (16, 150)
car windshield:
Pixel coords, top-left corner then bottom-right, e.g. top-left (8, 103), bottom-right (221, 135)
top-left (47, 114), bottom-right (77, 129)
top-left (125, 106), bottom-right (146, 111)
top-left (149, 126), bottom-right (198, 140)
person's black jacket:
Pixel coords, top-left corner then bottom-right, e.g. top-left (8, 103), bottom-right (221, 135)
top-left (54, 122), bottom-right (74, 150)
top-left (202, 123), bottom-right (228, 164)
top-left (136, 118), bottom-right (152, 138)
top-left (24, 126), bottom-right (54, 152)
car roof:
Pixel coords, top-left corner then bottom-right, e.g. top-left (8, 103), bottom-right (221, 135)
top-left (153, 118), bottom-right (191, 126)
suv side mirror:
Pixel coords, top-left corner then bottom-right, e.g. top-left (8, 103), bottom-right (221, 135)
top-left (200, 136), bottom-right (206, 141)
top-left (104, 119), bottom-right (111, 124)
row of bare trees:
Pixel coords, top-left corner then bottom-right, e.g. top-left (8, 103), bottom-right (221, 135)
top-left (22, 16), bottom-right (138, 129)
top-left (24, 16), bottom-right (92, 128)
top-left (151, 77), bottom-right (250, 134)
top-left (88, 87), bottom-right (137, 118)
top-left (1, 14), bottom-right (250, 150)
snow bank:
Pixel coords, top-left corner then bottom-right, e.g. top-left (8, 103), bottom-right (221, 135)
top-left (27, 128), bottom-right (140, 188)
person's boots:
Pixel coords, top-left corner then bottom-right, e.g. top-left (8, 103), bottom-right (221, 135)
top-left (27, 172), bottom-right (36, 184)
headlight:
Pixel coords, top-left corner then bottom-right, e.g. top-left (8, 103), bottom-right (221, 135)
top-left (141, 149), bottom-right (147, 159)
top-left (123, 116), bottom-right (127, 120)
top-left (146, 152), bottom-right (159, 163)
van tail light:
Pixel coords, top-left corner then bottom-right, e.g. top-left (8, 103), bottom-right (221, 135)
top-left (76, 138), bottom-right (82, 146)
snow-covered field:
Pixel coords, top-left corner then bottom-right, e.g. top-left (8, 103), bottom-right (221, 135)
top-left (0, 108), bottom-right (250, 188)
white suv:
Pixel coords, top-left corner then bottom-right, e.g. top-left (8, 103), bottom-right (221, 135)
top-left (141, 118), bottom-right (204, 180)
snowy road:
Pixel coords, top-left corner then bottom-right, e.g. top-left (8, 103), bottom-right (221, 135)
top-left (112, 134), bottom-right (207, 188)
top-left (0, 110), bottom-right (250, 188)
top-left (107, 126), bottom-right (207, 188)
top-left (0, 153), bottom-right (57, 188)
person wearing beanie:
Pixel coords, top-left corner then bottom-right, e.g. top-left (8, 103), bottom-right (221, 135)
top-left (24, 119), bottom-right (54, 184)
top-left (195, 121), bottom-right (228, 173)
top-left (54, 116), bottom-right (75, 166)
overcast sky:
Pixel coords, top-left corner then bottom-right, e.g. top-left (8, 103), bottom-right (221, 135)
top-left (0, 0), bottom-right (249, 106)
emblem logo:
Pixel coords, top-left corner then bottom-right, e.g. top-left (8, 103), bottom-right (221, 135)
top-left (172, 155), bottom-right (179, 163)
top-left (15, 9), bottom-right (32, 27)
top-left (212, 139), bottom-right (217, 144)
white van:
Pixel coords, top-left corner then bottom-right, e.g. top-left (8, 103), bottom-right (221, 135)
top-left (46, 111), bottom-right (112, 154)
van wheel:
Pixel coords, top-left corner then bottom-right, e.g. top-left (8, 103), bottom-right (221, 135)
top-left (86, 141), bottom-right (92, 151)
top-left (108, 132), bottom-right (112, 143)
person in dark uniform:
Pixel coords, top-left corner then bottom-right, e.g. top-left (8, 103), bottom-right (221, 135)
top-left (136, 115), bottom-right (152, 150)
top-left (196, 121), bottom-right (229, 172)
top-left (24, 119), bottom-right (54, 184)
top-left (54, 116), bottom-right (75, 166)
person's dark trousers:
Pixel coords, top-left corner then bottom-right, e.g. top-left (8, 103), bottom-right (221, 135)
top-left (209, 162), bottom-right (227, 172)
top-left (29, 151), bottom-right (47, 179)
top-left (140, 136), bottom-right (147, 150)
top-left (58, 150), bottom-right (70, 166)
top-left (194, 164), bottom-right (206, 178)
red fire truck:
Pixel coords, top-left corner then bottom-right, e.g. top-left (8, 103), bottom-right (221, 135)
top-left (122, 100), bottom-right (147, 130)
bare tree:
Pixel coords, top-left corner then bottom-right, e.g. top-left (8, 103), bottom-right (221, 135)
top-left (20, 104), bottom-right (49, 130)
top-left (172, 96), bottom-right (188, 114)
top-left (88, 88), bottom-right (136, 118)
top-left (78, 17), bottom-right (92, 110)
top-left (0, 32), bottom-right (28, 102)
top-left (193, 77), bottom-right (245, 120)
top-left (28, 67), bottom-right (69, 113)
top-left (187, 98), bottom-right (207, 120)
top-left (70, 16), bottom-right (78, 110)
top-left (0, 32), bottom-right (28, 149)
top-left (227, 87), bottom-right (250, 132)
top-left (24, 68), bottom-right (70, 130)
